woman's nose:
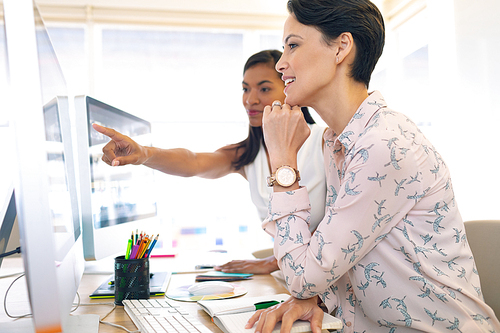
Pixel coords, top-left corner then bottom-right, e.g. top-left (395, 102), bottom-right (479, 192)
top-left (276, 54), bottom-right (286, 74)
top-left (246, 90), bottom-right (259, 105)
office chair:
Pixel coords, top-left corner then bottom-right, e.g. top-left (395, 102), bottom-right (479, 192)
top-left (252, 248), bottom-right (273, 259)
top-left (464, 220), bottom-right (500, 319)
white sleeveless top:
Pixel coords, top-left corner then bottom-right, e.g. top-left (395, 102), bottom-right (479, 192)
top-left (244, 123), bottom-right (326, 232)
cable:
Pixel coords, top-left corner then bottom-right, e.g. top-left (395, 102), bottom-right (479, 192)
top-left (72, 292), bottom-right (140, 333)
top-left (3, 273), bottom-right (32, 319)
top-left (99, 304), bottom-right (141, 333)
top-left (71, 290), bottom-right (81, 312)
top-left (4, 276), bottom-right (139, 332)
top-left (0, 246), bottom-right (21, 259)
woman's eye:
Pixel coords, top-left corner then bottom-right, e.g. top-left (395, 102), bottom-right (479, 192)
top-left (261, 87), bottom-right (270, 93)
top-left (242, 87), bottom-right (248, 92)
top-left (288, 43), bottom-right (297, 50)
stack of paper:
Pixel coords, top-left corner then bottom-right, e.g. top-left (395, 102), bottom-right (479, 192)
top-left (197, 293), bottom-right (343, 333)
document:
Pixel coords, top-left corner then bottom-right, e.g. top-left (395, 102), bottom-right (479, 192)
top-left (197, 293), bottom-right (342, 333)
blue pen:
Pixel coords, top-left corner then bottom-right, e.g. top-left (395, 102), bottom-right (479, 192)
top-left (145, 234), bottom-right (158, 258)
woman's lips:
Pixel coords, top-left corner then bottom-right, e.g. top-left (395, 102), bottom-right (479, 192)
top-left (283, 77), bottom-right (295, 94)
top-left (247, 110), bottom-right (262, 116)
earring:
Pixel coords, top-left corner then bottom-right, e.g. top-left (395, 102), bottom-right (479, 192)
top-left (336, 56), bottom-right (339, 63)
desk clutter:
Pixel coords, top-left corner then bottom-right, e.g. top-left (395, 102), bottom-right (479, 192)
top-left (114, 231), bottom-right (161, 305)
top-left (166, 282), bottom-right (247, 302)
top-left (90, 232), bottom-right (342, 333)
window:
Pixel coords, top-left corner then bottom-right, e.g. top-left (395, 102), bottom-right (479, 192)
top-left (46, 22), bottom-right (283, 254)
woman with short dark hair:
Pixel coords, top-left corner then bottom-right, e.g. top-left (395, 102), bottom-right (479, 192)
top-left (247, 1), bottom-right (500, 332)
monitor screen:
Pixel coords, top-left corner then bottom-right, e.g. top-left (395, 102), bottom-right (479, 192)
top-left (88, 98), bottom-right (156, 228)
top-left (75, 95), bottom-right (159, 261)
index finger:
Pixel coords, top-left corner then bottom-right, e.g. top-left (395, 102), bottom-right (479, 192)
top-left (245, 309), bottom-right (263, 329)
top-left (92, 123), bottom-right (127, 143)
top-left (253, 305), bottom-right (284, 333)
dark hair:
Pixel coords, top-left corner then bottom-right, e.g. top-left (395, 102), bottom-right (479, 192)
top-left (287, 0), bottom-right (385, 88)
top-left (232, 49), bottom-right (315, 171)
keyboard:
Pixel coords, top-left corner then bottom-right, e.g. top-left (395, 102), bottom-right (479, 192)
top-left (123, 298), bottom-right (212, 333)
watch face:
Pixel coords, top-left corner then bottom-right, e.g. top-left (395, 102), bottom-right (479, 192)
top-left (276, 167), bottom-right (296, 186)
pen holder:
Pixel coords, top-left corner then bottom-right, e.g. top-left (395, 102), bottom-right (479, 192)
top-left (114, 255), bottom-right (150, 305)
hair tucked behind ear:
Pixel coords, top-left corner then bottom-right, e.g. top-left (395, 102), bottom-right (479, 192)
top-left (287, 0), bottom-right (385, 88)
top-left (232, 50), bottom-right (316, 171)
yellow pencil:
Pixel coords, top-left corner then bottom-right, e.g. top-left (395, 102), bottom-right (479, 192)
top-left (136, 237), bottom-right (148, 259)
top-left (139, 236), bottom-right (152, 259)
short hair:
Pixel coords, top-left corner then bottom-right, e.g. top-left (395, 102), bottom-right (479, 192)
top-left (287, 0), bottom-right (385, 88)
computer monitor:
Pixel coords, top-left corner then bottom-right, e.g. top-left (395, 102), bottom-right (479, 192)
top-left (74, 95), bottom-right (160, 261)
top-left (3, 0), bottom-right (97, 331)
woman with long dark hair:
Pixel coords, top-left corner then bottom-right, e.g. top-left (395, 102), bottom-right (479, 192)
top-left (94, 49), bottom-right (326, 274)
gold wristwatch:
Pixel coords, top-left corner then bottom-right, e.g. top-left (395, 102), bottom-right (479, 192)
top-left (267, 165), bottom-right (300, 187)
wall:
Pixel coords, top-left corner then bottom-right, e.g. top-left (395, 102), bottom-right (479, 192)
top-left (372, 0), bottom-right (499, 221)
top-left (433, 0), bottom-right (500, 220)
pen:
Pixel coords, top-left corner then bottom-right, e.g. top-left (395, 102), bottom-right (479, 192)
top-left (145, 234), bottom-right (158, 258)
top-left (215, 300), bottom-right (282, 316)
top-left (125, 239), bottom-right (133, 260)
top-left (130, 244), bottom-right (139, 259)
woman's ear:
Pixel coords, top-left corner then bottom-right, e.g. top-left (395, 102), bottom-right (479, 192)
top-left (336, 32), bottom-right (354, 64)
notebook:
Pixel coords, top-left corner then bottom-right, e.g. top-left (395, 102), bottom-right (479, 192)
top-left (197, 293), bottom-right (342, 333)
top-left (89, 271), bottom-right (171, 298)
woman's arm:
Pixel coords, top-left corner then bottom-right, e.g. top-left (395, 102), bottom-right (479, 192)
top-left (214, 255), bottom-right (279, 274)
top-left (262, 103), bottom-right (310, 192)
top-left (142, 146), bottom-right (239, 179)
top-left (93, 123), bottom-right (242, 179)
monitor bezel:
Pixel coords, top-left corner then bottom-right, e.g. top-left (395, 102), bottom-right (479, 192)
top-left (4, 0), bottom-right (87, 330)
top-left (43, 96), bottom-right (82, 261)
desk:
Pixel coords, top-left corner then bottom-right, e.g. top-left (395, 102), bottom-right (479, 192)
top-left (0, 257), bottom-right (289, 332)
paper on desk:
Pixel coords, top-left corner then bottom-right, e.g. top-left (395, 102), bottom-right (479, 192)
top-left (213, 311), bottom-right (342, 333)
top-left (198, 293), bottom-right (289, 317)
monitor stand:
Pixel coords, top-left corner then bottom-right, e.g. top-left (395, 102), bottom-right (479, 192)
top-left (1, 314), bottom-right (99, 333)
top-left (84, 256), bottom-right (115, 275)
top-left (65, 314), bottom-right (100, 332)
